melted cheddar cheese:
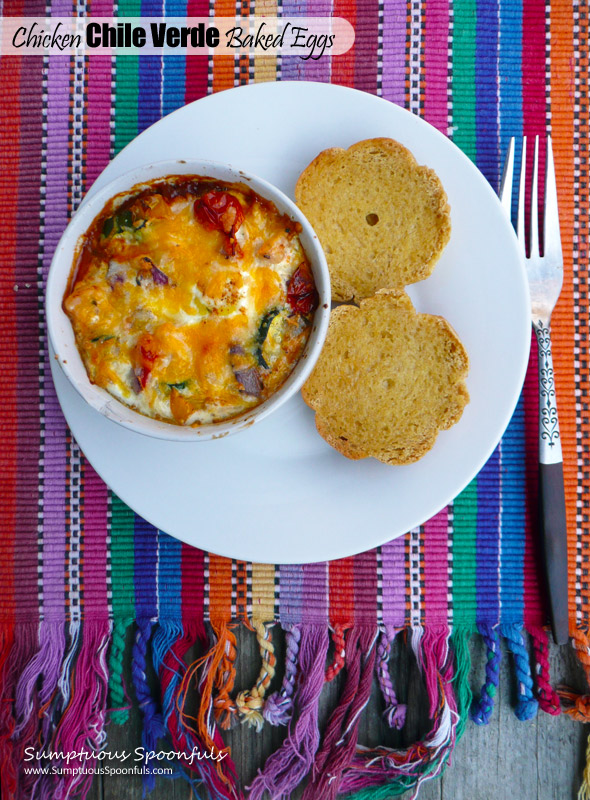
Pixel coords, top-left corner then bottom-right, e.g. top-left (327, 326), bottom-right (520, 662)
top-left (64, 176), bottom-right (318, 425)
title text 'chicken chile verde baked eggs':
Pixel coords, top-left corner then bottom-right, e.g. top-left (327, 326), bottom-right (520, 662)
top-left (61, 171), bottom-right (327, 431)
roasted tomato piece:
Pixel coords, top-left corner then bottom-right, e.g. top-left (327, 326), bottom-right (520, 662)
top-left (286, 262), bottom-right (319, 316)
top-left (195, 191), bottom-right (245, 236)
top-left (195, 191), bottom-right (245, 257)
top-left (134, 333), bottom-right (160, 388)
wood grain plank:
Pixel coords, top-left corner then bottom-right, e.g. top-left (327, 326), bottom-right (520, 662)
top-left (441, 634), bottom-right (504, 800)
top-left (356, 632), bottom-right (442, 799)
top-left (495, 645), bottom-right (539, 798)
top-left (85, 759), bottom-right (103, 800)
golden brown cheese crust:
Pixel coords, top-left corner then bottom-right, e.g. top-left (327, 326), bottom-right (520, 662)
top-left (64, 176), bottom-right (318, 425)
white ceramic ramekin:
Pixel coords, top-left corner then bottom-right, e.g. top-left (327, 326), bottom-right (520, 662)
top-left (46, 159), bottom-right (331, 442)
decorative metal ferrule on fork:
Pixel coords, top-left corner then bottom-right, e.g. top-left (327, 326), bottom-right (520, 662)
top-left (534, 319), bottom-right (563, 466)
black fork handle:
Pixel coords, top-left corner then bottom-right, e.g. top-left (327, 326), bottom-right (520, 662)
top-left (539, 461), bottom-right (569, 645)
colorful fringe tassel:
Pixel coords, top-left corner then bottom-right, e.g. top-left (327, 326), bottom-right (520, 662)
top-left (0, 619), bottom-right (574, 799)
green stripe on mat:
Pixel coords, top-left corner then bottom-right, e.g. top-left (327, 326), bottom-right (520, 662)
top-left (451, 0), bottom-right (477, 161)
top-left (108, 5), bottom-right (142, 721)
top-left (114, 0), bottom-right (142, 156)
top-left (110, 493), bottom-right (136, 619)
top-left (449, 0), bottom-right (477, 630)
top-left (451, 481), bottom-right (478, 628)
top-left (108, 493), bottom-right (136, 723)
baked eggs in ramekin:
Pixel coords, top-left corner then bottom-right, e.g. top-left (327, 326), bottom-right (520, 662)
top-left (46, 160), bottom-right (330, 441)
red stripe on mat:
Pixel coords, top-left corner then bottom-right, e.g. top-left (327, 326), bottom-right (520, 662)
top-left (0, 53), bottom-right (22, 620)
top-left (186, 0), bottom-right (210, 102)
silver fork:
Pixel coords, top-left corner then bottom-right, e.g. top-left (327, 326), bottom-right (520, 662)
top-left (500, 136), bottom-right (568, 645)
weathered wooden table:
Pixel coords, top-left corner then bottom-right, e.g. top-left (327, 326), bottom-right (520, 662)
top-left (89, 628), bottom-right (587, 800)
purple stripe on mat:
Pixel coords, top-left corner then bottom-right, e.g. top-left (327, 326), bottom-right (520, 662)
top-left (302, 563), bottom-right (328, 624)
top-left (15, 51), bottom-right (44, 621)
top-left (41, 51), bottom-right (71, 622)
top-left (138, 0), bottom-right (163, 131)
top-left (134, 518), bottom-right (159, 619)
top-left (279, 0), bottom-right (306, 81)
top-left (277, 565), bottom-right (304, 625)
top-left (302, 0), bottom-right (331, 82)
top-left (381, 0), bottom-right (406, 105)
top-left (380, 537), bottom-right (406, 631)
top-left (475, 0), bottom-right (500, 187)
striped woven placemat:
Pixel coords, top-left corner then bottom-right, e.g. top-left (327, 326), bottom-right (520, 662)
top-left (1, 0), bottom-right (590, 798)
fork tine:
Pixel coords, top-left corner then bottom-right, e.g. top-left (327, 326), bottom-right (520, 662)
top-left (500, 137), bottom-right (515, 218)
top-left (530, 136), bottom-right (540, 259)
top-left (544, 135), bottom-right (563, 263)
top-left (517, 136), bottom-right (527, 255)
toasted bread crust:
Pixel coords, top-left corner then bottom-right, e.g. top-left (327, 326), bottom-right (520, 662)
top-left (295, 138), bottom-right (451, 302)
top-left (301, 291), bottom-right (469, 465)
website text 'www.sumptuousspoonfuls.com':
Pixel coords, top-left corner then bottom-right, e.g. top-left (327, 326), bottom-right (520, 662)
top-left (23, 745), bottom-right (228, 777)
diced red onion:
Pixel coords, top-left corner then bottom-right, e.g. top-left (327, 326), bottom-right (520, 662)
top-left (129, 370), bottom-right (141, 394)
top-left (151, 266), bottom-right (169, 285)
top-left (234, 368), bottom-right (262, 397)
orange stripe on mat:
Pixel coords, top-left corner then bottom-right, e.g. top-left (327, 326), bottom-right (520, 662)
top-left (550, 0), bottom-right (583, 627)
top-left (208, 554), bottom-right (233, 624)
top-left (213, 0), bottom-right (236, 93)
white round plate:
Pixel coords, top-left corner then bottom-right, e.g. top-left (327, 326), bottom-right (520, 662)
top-left (50, 81), bottom-right (530, 564)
